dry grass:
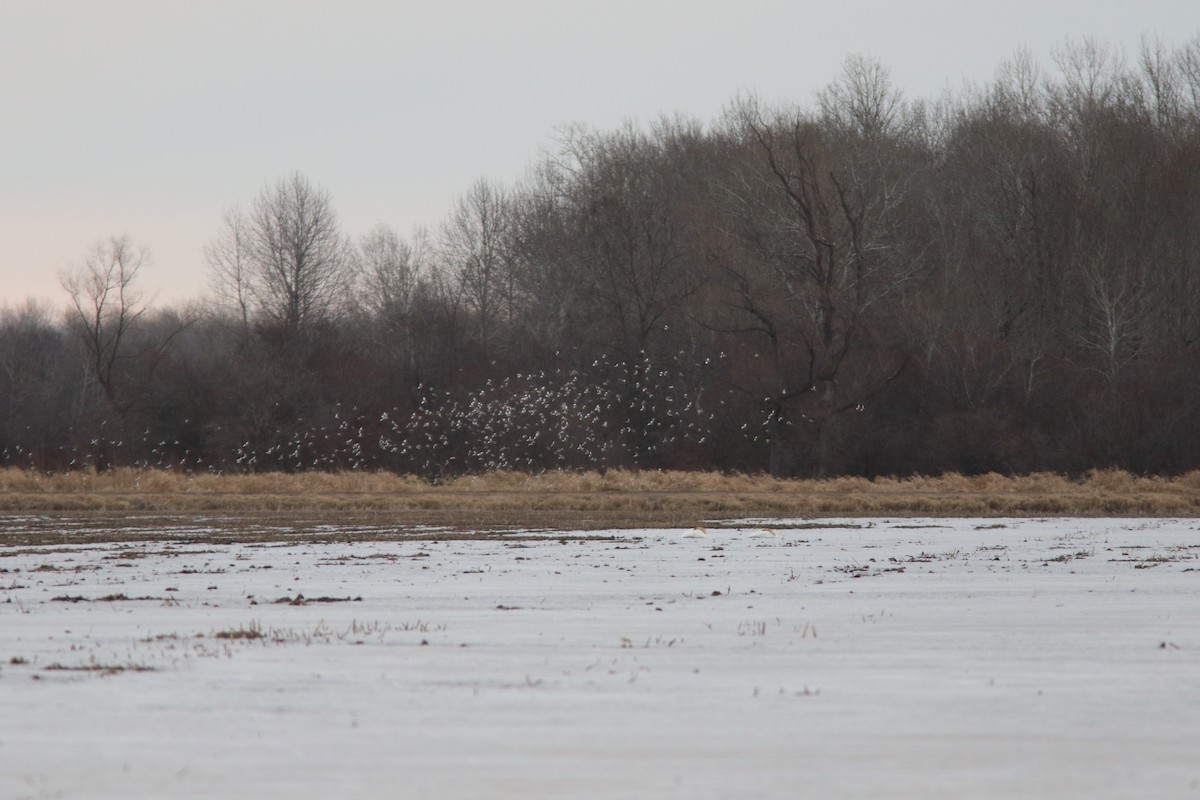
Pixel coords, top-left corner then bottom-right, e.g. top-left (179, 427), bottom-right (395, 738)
top-left (0, 468), bottom-right (1197, 536)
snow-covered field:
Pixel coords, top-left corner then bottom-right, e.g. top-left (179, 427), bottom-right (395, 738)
top-left (2, 517), bottom-right (1198, 799)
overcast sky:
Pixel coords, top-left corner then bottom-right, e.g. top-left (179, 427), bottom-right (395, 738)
top-left (3, 0), bottom-right (1198, 308)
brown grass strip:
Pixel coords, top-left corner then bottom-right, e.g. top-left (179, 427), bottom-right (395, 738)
top-left (0, 468), bottom-right (1197, 544)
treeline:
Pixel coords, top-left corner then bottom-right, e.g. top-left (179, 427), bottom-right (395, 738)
top-left (4, 39), bottom-right (1200, 478)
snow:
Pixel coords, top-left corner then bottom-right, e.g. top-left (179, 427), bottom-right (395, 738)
top-left (2, 517), bottom-right (1198, 799)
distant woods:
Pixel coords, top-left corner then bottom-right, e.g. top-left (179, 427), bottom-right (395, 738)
top-left (6, 38), bottom-right (1200, 478)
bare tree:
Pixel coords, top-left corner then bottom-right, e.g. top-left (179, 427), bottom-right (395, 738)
top-left (1051, 37), bottom-right (1127, 119)
top-left (993, 47), bottom-right (1047, 123)
top-left (241, 172), bottom-right (356, 335)
top-left (1077, 253), bottom-right (1147, 384)
top-left (59, 234), bottom-right (151, 406)
top-left (920, 73), bottom-right (1069, 409)
top-left (357, 222), bottom-right (431, 383)
top-left (203, 205), bottom-right (254, 333)
top-left (0, 300), bottom-right (78, 465)
top-left (1179, 34), bottom-right (1200, 121)
top-left (1140, 35), bottom-right (1186, 135)
top-left (714, 94), bottom-right (918, 476)
top-left (817, 53), bottom-right (905, 140)
top-left (359, 222), bottom-right (428, 323)
top-left (439, 178), bottom-right (513, 342)
top-left (504, 166), bottom-right (587, 349)
top-left (560, 121), bottom-right (703, 360)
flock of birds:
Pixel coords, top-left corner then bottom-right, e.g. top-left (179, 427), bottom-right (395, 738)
top-left (1, 356), bottom-right (802, 475)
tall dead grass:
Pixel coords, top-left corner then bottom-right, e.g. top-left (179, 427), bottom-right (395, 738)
top-left (0, 467), bottom-right (1197, 520)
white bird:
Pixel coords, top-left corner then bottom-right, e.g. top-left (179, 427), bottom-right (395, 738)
top-left (681, 527), bottom-right (708, 538)
top-left (750, 528), bottom-right (779, 539)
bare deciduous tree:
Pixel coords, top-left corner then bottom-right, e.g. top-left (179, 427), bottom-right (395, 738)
top-left (439, 178), bottom-right (514, 342)
top-left (203, 205), bottom-right (254, 332)
top-left (212, 172), bottom-right (356, 336)
top-left (0, 300), bottom-right (77, 462)
top-left (505, 167), bottom-right (587, 349)
top-left (818, 53), bottom-right (905, 140)
top-left (359, 222), bottom-right (428, 324)
top-left (560, 121), bottom-right (703, 360)
top-left (59, 234), bottom-right (150, 406)
top-left (716, 93), bottom-right (917, 476)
